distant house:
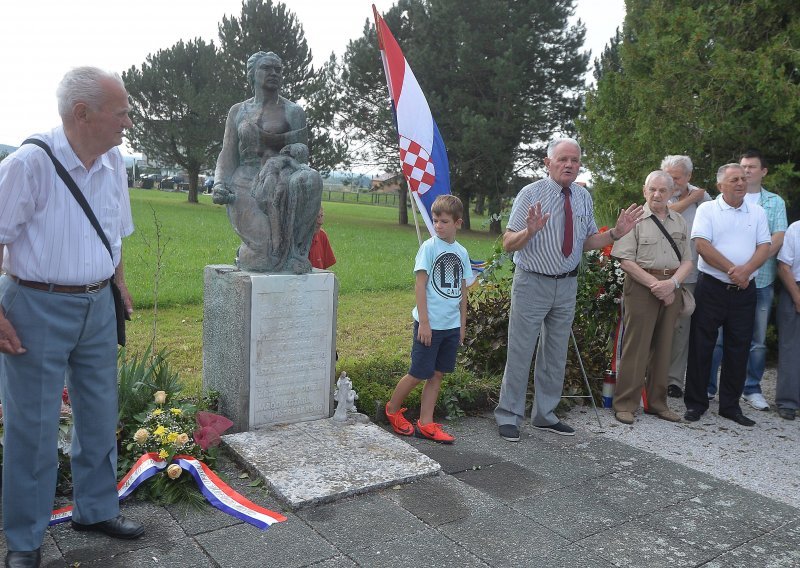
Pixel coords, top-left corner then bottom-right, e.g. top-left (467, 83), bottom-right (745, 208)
top-left (370, 172), bottom-right (403, 193)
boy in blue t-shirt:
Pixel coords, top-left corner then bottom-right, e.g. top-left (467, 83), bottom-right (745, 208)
top-left (385, 195), bottom-right (472, 443)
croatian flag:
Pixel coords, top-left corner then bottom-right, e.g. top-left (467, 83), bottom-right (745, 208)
top-left (373, 5), bottom-right (450, 237)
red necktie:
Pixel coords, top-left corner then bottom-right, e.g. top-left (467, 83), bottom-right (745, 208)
top-left (562, 187), bottom-right (573, 257)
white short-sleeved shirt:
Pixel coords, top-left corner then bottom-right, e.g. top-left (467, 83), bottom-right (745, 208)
top-left (0, 126), bottom-right (134, 285)
top-left (777, 221), bottom-right (800, 281)
top-left (691, 195), bottom-right (771, 284)
top-left (412, 236), bottom-right (472, 330)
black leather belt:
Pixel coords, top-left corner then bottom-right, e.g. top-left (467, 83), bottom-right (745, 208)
top-left (702, 273), bottom-right (747, 291)
top-left (530, 268), bottom-right (579, 279)
top-left (10, 275), bottom-right (110, 294)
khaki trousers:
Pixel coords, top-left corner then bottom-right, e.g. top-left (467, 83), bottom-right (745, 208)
top-left (614, 275), bottom-right (682, 414)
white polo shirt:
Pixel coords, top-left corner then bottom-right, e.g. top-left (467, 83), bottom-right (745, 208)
top-left (777, 221), bottom-right (800, 281)
top-left (691, 194), bottom-right (770, 284)
top-left (0, 126), bottom-right (134, 285)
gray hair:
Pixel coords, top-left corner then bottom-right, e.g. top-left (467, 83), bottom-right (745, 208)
top-left (56, 67), bottom-right (124, 120)
top-left (546, 137), bottom-right (581, 158)
top-left (644, 170), bottom-right (674, 190)
top-left (717, 163), bottom-right (744, 183)
top-left (246, 51), bottom-right (282, 93)
top-left (660, 155), bottom-right (693, 174)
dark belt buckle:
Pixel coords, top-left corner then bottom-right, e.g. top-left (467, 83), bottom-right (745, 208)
top-left (85, 281), bottom-right (104, 294)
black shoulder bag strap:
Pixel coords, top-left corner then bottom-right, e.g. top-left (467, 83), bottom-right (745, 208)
top-left (648, 215), bottom-right (682, 263)
top-left (21, 138), bottom-right (130, 345)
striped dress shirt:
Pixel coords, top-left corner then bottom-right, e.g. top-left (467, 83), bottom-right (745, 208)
top-left (0, 126), bottom-right (134, 285)
top-left (507, 178), bottom-right (598, 275)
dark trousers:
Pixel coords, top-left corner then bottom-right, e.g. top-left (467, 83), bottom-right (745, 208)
top-left (685, 273), bottom-right (756, 415)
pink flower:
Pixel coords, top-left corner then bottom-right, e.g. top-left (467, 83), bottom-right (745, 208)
top-left (193, 412), bottom-right (233, 451)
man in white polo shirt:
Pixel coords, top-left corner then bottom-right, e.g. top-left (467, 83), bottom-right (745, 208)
top-left (683, 163), bottom-right (771, 426)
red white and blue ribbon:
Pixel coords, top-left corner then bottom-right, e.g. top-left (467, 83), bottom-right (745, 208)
top-left (50, 452), bottom-right (286, 530)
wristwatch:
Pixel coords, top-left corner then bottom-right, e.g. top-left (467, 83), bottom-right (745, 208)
top-left (671, 277), bottom-right (680, 289)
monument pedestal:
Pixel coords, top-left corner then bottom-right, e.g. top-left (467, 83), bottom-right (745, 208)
top-left (203, 265), bottom-right (338, 433)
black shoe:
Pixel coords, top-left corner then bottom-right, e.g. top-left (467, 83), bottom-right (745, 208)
top-left (533, 421), bottom-right (575, 436)
top-left (719, 412), bottom-right (756, 427)
top-left (684, 409), bottom-right (703, 422)
top-left (499, 424), bottom-right (520, 442)
top-left (5, 549), bottom-right (41, 568)
top-left (72, 515), bottom-right (144, 539)
top-left (777, 408), bottom-right (796, 421)
top-left (667, 385), bottom-right (683, 398)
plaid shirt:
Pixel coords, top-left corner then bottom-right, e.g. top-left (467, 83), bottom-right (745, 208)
top-left (755, 187), bottom-right (788, 288)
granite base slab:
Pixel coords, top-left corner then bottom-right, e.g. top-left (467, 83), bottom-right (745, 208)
top-left (222, 416), bottom-right (440, 510)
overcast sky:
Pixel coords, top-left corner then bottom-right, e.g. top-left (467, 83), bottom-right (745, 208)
top-left (0, 0), bottom-right (624, 147)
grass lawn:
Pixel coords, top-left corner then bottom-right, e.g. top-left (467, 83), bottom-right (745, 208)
top-left (124, 189), bottom-right (500, 393)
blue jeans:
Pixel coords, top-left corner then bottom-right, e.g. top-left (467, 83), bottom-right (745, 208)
top-left (708, 284), bottom-right (773, 396)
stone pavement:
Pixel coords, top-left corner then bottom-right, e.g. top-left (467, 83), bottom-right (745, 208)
top-left (2, 414), bottom-right (799, 567)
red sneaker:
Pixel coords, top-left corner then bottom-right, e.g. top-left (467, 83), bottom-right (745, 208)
top-left (416, 420), bottom-right (455, 444)
top-left (385, 403), bottom-right (414, 436)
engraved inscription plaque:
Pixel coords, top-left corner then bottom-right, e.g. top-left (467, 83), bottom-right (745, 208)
top-left (249, 273), bottom-right (336, 427)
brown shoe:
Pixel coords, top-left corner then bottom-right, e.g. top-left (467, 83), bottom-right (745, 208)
top-left (615, 411), bottom-right (634, 424)
top-left (646, 409), bottom-right (682, 422)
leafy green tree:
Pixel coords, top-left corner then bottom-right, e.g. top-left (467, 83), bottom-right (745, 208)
top-left (123, 39), bottom-right (229, 203)
top-left (339, 0), bottom-right (588, 231)
top-left (578, 0), bottom-right (800, 216)
top-left (217, 0), bottom-right (346, 174)
top-left (0, 151), bottom-right (8, 163)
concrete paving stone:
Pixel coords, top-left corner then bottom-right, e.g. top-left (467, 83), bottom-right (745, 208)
top-left (688, 486), bottom-right (799, 533)
top-left (305, 554), bottom-right (359, 567)
top-left (296, 492), bottom-right (427, 553)
top-left (410, 442), bottom-right (505, 474)
top-left (700, 519), bottom-right (800, 568)
top-left (195, 514), bottom-right (338, 568)
top-left (50, 499), bottom-right (186, 565)
top-left (77, 538), bottom-right (215, 567)
top-left (638, 495), bottom-right (765, 554)
top-left (510, 484), bottom-right (628, 541)
top-left (579, 467), bottom-right (695, 518)
top-left (347, 528), bottom-right (489, 568)
top-left (535, 544), bottom-right (620, 568)
top-left (578, 518), bottom-right (716, 568)
top-left (382, 475), bottom-right (484, 527)
top-left (438, 501), bottom-right (572, 566)
top-left (453, 460), bottom-right (562, 502)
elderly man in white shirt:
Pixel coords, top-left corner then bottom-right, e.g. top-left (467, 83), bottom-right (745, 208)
top-left (683, 164), bottom-right (771, 427)
top-left (0, 67), bottom-right (143, 568)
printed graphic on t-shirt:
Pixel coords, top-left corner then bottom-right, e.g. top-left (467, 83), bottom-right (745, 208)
top-left (431, 252), bottom-right (463, 299)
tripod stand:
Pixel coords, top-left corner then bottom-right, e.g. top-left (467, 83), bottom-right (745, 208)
top-left (560, 329), bottom-right (603, 428)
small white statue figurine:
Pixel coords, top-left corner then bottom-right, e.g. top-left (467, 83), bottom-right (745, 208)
top-left (333, 371), bottom-right (358, 422)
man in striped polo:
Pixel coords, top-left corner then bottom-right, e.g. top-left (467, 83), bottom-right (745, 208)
top-left (495, 138), bottom-right (643, 442)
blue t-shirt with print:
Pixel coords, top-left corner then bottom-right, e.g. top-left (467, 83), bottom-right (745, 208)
top-left (411, 236), bottom-right (473, 330)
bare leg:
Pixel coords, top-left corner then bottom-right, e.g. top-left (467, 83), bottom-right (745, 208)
top-left (387, 374), bottom-right (422, 413)
top-left (419, 371), bottom-right (444, 424)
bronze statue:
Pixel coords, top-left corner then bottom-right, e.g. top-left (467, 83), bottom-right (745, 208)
top-left (213, 51), bottom-right (322, 273)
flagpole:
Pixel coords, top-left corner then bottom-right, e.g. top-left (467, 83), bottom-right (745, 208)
top-left (408, 189), bottom-right (424, 246)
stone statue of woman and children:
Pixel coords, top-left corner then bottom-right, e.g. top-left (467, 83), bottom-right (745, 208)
top-left (212, 51), bottom-right (322, 274)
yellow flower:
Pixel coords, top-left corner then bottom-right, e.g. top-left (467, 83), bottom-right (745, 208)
top-left (154, 391), bottom-right (167, 405)
top-left (176, 433), bottom-right (190, 445)
top-left (153, 425), bottom-right (167, 437)
top-left (133, 428), bottom-right (149, 444)
top-left (158, 449), bottom-right (169, 459)
top-left (170, 408), bottom-right (182, 416)
top-left (166, 464), bottom-right (182, 479)
top-left (167, 432), bottom-right (179, 443)
top-left (151, 408), bottom-right (163, 417)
